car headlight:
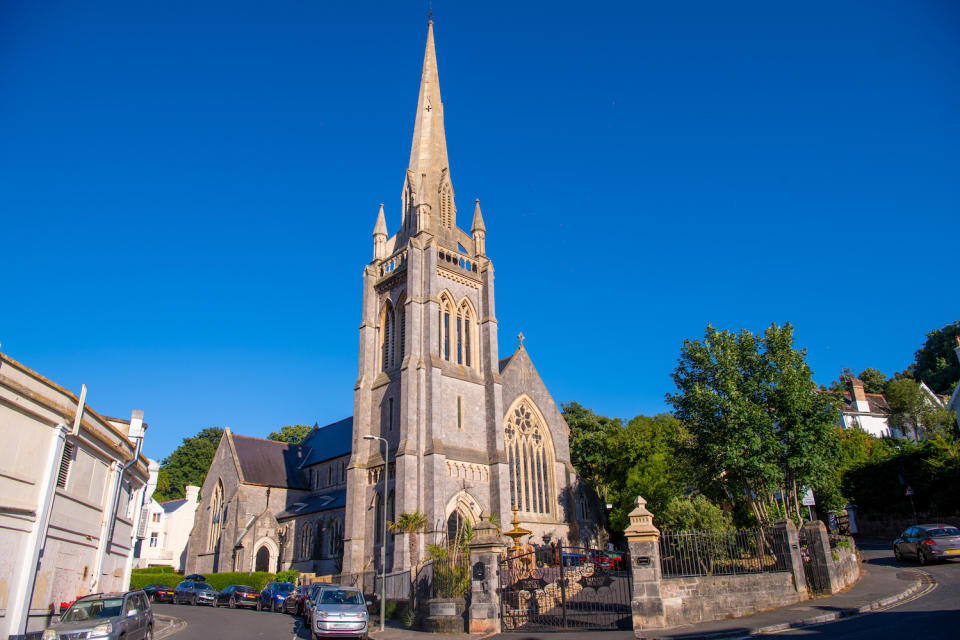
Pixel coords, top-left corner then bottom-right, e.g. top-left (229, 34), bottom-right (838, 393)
top-left (90, 622), bottom-right (113, 637)
top-left (42, 630), bottom-right (57, 640)
top-left (316, 611), bottom-right (328, 618)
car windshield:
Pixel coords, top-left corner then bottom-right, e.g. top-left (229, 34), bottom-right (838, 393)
top-left (319, 590), bottom-right (363, 605)
top-left (276, 583), bottom-right (294, 593)
top-left (195, 583), bottom-right (213, 590)
top-left (927, 527), bottom-right (960, 537)
top-left (62, 598), bottom-right (124, 622)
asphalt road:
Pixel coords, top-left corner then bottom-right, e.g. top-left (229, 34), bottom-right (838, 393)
top-left (153, 602), bottom-right (309, 640)
top-left (768, 553), bottom-right (959, 639)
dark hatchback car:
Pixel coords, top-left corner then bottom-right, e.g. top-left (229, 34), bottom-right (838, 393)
top-left (282, 586), bottom-right (305, 615)
top-left (216, 585), bottom-right (260, 609)
top-left (258, 581), bottom-right (295, 612)
top-left (142, 584), bottom-right (174, 603)
top-left (894, 524), bottom-right (960, 564)
top-left (173, 580), bottom-right (218, 605)
top-left (42, 591), bottom-right (152, 640)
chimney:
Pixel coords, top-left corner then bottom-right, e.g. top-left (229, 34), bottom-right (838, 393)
top-left (849, 378), bottom-right (871, 413)
top-left (185, 485), bottom-right (200, 504)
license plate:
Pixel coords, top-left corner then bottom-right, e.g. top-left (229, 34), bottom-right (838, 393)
top-left (946, 549), bottom-right (960, 555)
top-left (332, 623), bottom-right (358, 629)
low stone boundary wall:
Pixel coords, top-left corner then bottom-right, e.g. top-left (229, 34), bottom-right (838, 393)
top-left (829, 541), bottom-right (860, 593)
top-left (660, 572), bottom-right (800, 626)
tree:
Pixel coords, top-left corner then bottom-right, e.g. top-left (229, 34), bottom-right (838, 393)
top-left (562, 402), bottom-right (622, 506)
top-left (667, 323), bottom-right (840, 524)
top-left (858, 367), bottom-right (888, 394)
top-left (388, 510), bottom-right (428, 568)
top-left (267, 424), bottom-right (313, 444)
top-left (658, 495), bottom-right (732, 531)
top-left (153, 427), bottom-right (224, 501)
top-left (912, 321), bottom-right (960, 395)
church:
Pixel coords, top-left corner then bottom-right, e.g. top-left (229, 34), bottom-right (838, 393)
top-left (187, 20), bottom-right (599, 577)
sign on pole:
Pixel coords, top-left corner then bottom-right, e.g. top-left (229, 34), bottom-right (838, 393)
top-left (801, 488), bottom-right (816, 507)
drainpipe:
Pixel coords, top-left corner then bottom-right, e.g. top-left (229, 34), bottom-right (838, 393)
top-left (94, 410), bottom-right (144, 591)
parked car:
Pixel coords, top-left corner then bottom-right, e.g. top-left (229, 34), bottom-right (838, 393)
top-left (894, 524), bottom-right (960, 565)
top-left (282, 586), bottom-right (305, 615)
top-left (302, 583), bottom-right (336, 627)
top-left (142, 584), bottom-right (174, 603)
top-left (215, 585), bottom-right (260, 609)
top-left (184, 573), bottom-right (205, 581)
top-left (42, 591), bottom-right (153, 640)
top-left (172, 580), bottom-right (218, 605)
top-left (311, 586), bottom-right (371, 639)
top-left (258, 581), bottom-right (295, 612)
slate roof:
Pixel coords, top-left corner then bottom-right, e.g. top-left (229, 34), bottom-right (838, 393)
top-left (498, 354), bottom-right (514, 373)
top-left (275, 488), bottom-right (347, 521)
top-left (161, 499), bottom-right (187, 513)
top-left (300, 417), bottom-right (353, 467)
top-left (841, 391), bottom-right (890, 414)
top-left (231, 434), bottom-right (308, 489)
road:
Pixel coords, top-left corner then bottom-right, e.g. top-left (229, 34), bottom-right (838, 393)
top-left (153, 602), bottom-right (309, 640)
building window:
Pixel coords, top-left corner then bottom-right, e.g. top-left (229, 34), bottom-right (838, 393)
top-left (397, 295), bottom-right (406, 363)
top-left (381, 302), bottom-right (395, 370)
top-left (152, 512), bottom-right (161, 523)
top-left (57, 441), bottom-right (75, 489)
top-left (340, 460), bottom-right (346, 483)
top-left (300, 524), bottom-right (314, 560)
top-left (457, 396), bottom-right (463, 430)
top-left (388, 397), bottom-right (394, 431)
top-left (149, 532), bottom-right (159, 548)
top-left (505, 401), bottom-right (554, 515)
top-left (208, 480), bottom-right (224, 552)
top-left (328, 465), bottom-right (333, 486)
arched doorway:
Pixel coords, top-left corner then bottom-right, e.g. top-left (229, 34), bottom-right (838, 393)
top-left (255, 546), bottom-right (270, 572)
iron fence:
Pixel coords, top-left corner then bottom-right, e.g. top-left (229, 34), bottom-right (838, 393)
top-left (659, 527), bottom-right (791, 577)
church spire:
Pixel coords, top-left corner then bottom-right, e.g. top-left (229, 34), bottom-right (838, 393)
top-left (472, 199), bottom-right (486, 256)
top-left (373, 203), bottom-right (387, 260)
top-left (402, 19), bottom-right (456, 243)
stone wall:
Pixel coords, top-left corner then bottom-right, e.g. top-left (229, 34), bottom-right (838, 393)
top-left (660, 572), bottom-right (801, 626)
top-left (828, 539), bottom-right (860, 593)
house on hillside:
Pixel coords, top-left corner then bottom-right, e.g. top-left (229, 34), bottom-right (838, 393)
top-left (135, 485), bottom-right (199, 571)
top-left (837, 377), bottom-right (952, 441)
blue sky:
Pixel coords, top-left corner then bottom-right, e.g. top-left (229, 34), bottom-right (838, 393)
top-left (2, 1), bottom-right (957, 462)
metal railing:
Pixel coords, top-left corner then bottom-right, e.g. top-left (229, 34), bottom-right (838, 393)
top-left (659, 527), bottom-right (791, 577)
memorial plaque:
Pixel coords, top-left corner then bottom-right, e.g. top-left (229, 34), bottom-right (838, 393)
top-left (581, 574), bottom-right (613, 589)
top-left (430, 602), bottom-right (457, 617)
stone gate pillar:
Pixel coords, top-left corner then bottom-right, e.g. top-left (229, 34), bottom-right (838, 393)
top-left (802, 520), bottom-right (840, 594)
top-left (467, 519), bottom-right (507, 634)
top-left (625, 496), bottom-right (664, 635)
top-left (773, 519), bottom-right (808, 599)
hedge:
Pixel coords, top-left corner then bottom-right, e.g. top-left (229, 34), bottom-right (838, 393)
top-left (129, 571), bottom-right (284, 592)
top-left (132, 566), bottom-right (177, 574)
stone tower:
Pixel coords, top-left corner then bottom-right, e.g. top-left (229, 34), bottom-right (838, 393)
top-left (342, 21), bottom-right (587, 575)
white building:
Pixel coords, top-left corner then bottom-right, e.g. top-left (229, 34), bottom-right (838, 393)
top-left (0, 351), bottom-right (150, 638)
top-left (136, 486), bottom-right (199, 571)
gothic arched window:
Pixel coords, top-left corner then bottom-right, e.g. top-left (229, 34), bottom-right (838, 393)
top-left (300, 522), bottom-right (313, 560)
top-left (328, 519), bottom-right (343, 557)
top-left (447, 510), bottom-right (468, 544)
top-left (440, 182), bottom-right (454, 228)
top-left (208, 480), bottom-right (224, 551)
top-left (504, 401), bottom-right (555, 515)
top-left (397, 294), bottom-right (407, 363)
top-left (456, 300), bottom-right (476, 368)
top-left (438, 293), bottom-right (455, 361)
top-left (381, 301), bottom-right (395, 370)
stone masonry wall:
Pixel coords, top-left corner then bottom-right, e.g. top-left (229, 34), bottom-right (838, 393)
top-left (830, 544), bottom-right (860, 592)
top-left (660, 572), bottom-right (801, 627)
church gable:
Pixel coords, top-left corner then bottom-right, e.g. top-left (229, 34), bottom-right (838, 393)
top-left (498, 344), bottom-right (571, 466)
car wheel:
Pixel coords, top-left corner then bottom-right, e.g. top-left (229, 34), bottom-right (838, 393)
top-left (271, 599), bottom-right (277, 613)
top-left (256, 599), bottom-right (262, 612)
top-left (192, 595), bottom-right (198, 606)
top-left (146, 625), bottom-right (154, 640)
top-left (229, 596), bottom-right (236, 609)
top-left (894, 546), bottom-right (903, 561)
top-left (918, 548), bottom-right (927, 565)
top-left (212, 598), bottom-right (218, 608)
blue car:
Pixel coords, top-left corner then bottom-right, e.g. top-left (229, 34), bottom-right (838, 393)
top-left (258, 581), bottom-right (295, 612)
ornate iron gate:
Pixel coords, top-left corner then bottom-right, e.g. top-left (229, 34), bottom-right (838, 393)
top-left (798, 528), bottom-right (828, 595)
top-left (499, 545), bottom-right (632, 632)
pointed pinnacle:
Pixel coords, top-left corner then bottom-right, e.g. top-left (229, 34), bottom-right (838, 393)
top-left (373, 203), bottom-right (387, 237)
top-left (471, 199), bottom-right (486, 233)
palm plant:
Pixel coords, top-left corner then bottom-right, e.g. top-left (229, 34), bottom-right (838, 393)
top-left (388, 510), bottom-right (428, 568)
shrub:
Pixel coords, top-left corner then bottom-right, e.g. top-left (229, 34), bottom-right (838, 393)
top-left (659, 495), bottom-right (732, 531)
top-left (132, 566), bottom-right (176, 574)
top-left (203, 572), bottom-right (276, 592)
top-left (275, 570), bottom-right (299, 585)
top-left (129, 573), bottom-right (182, 590)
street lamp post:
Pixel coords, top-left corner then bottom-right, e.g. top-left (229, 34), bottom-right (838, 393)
top-left (363, 434), bottom-right (389, 632)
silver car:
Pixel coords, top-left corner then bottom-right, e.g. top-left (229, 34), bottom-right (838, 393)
top-left (43, 591), bottom-right (153, 640)
top-left (311, 586), bottom-right (371, 640)
top-left (172, 580), bottom-right (218, 605)
top-left (894, 523), bottom-right (960, 564)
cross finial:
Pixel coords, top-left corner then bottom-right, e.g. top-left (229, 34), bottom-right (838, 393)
top-left (518, 332), bottom-right (525, 347)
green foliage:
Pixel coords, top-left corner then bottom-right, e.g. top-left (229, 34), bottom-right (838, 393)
top-left (433, 563), bottom-right (470, 598)
top-left (275, 569), bottom-right (299, 584)
top-left (666, 323), bottom-right (840, 525)
top-left (267, 424), bottom-right (313, 444)
top-left (154, 427), bottom-right (224, 502)
top-left (131, 565), bottom-right (176, 574)
top-left (885, 378), bottom-right (956, 440)
top-left (388, 510), bottom-right (428, 567)
top-left (858, 367), bottom-right (888, 394)
top-left (658, 495), bottom-right (732, 531)
top-left (563, 403), bottom-right (692, 535)
top-left (912, 321), bottom-right (960, 395)
top-left (129, 573), bottom-right (182, 590)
